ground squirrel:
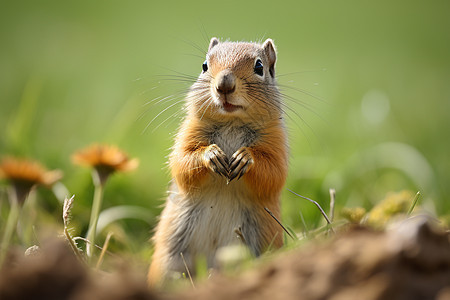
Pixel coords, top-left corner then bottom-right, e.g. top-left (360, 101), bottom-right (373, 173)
top-left (148, 37), bottom-right (289, 286)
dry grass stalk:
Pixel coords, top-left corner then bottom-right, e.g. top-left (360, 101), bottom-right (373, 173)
top-left (264, 207), bottom-right (295, 240)
top-left (288, 189), bottom-right (335, 234)
top-left (62, 195), bottom-right (85, 263)
top-left (329, 188), bottom-right (336, 222)
top-left (95, 232), bottom-right (113, 270)
top-left (180, 252), bottom-right (195, 289)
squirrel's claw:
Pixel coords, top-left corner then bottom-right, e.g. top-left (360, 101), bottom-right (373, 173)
top-left (228, 147), bottom-right (254, 183)
top-left (204, 144), bottom-right (229, 178)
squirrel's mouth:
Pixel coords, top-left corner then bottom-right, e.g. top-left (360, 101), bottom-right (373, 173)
top-left (221, 101), bottom-right (242, 113)
top-left (214, 92), bottom-right (243, 113)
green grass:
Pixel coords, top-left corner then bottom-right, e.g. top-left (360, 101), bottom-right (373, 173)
top-left (1, 0), bottom-right (449, 273)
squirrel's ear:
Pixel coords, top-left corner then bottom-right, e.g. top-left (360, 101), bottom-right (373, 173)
top-left (208, 37), bottom-right (219, 51)
top-left (263, 39), bottom-right (277, 77)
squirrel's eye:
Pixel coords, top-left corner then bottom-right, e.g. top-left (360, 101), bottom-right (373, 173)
top-left (202, 61), bottom-right (208, 72)
top-left (254, 59), bottom-right (263, 76)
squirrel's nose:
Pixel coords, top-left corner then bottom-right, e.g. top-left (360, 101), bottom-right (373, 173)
top-left (216, 71), bottom-right (236, 95)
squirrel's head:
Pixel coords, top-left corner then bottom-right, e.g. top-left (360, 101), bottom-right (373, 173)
top-left (187, 38), bottom-right (282, 123)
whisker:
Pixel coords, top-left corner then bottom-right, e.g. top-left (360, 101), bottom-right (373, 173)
top-left (280, 93), bottom-right (328, 124)
top-left (277, 83), bottom-right (327, 104)
top-left (142, 99), bottom-right (185, 134)
top-left (143, 93), bottom-right (182, 107)
top-left (200, 26), bottom-right (210, 46)
top-left (181, 53), bottom-right (206, 60)
top-left (137, 91), bottom-right (187, 122)
top-left (156, 73), bottom-right (199, 81)
top-left (151, 107), bottom-right (185, 133)
top-left (277, 68), bottom-right (327, 77)
top-left (179, 38), bottom-right (207, 56)
top-left (199, 96), bottom-right (214, 121)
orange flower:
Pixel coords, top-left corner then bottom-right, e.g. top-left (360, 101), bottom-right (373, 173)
top-left (72, 144), bottom-right (138, 185)
top-left (0, 157), bottom-right (63, 204)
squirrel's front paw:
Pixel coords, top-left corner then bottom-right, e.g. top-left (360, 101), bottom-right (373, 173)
top-left (228, 147), bottom-right (254, 183)
top-left (203, 144), bottom-right (229, 178)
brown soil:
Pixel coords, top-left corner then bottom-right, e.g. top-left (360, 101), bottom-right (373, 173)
top-left (1, 218), bottom-right (449, 300)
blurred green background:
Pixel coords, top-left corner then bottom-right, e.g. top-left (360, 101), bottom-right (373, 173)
top-left (1, 0), bottom-right (449, 253)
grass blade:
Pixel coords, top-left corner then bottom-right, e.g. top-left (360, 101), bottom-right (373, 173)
top-left (264, 207), bottom-right (296, 240)
top-left (288, 188), bottom-right (335, 233)
top-left (407, 191), bottom-right (421, 215)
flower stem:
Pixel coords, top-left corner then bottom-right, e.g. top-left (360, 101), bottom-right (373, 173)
top-left (86, 181), bottom-right (104, 262)
top-left (0, 189), bottom-right (21, 266)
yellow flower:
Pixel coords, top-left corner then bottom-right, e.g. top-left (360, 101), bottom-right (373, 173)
top-left (341, 207), bottom-right (367, 224)
top-left (0, 157), bottom-right (62, 204)
top-left (72, 144), bottom-right (138, 185)
top-left (366, 190), bottom-right (414, 229)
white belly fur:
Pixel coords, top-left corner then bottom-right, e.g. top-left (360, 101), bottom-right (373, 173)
top-left (165, 170), bottom-right (255, 272)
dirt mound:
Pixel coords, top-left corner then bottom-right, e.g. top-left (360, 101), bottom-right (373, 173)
top-left (0, 240), bottom-right (158, 300)
top-left (0, 218), bottom-right (449, 300)
top-left (178, 218), bottom-right (450, 300)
